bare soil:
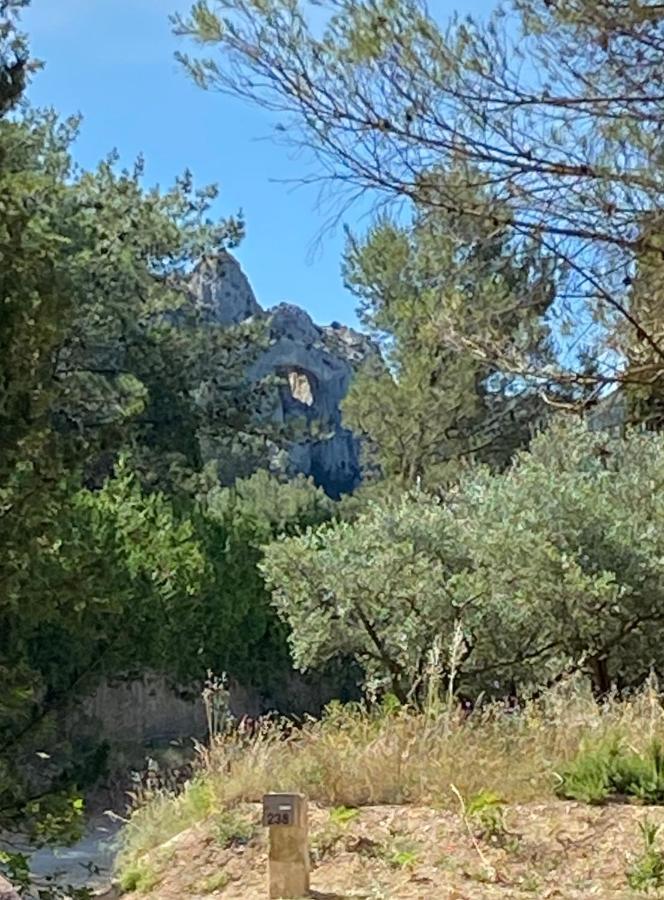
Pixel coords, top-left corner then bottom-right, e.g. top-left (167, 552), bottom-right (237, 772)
top-left (121, 800), bottom-right (664, 898)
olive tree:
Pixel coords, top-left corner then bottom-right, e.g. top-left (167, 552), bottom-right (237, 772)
top-left (262, 423), bottom-right (664, 699)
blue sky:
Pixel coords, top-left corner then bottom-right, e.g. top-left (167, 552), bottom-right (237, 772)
top-left (22, 0), bottom-right (497, 329)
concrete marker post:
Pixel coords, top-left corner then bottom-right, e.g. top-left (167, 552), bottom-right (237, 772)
top-left (262, 792), bottom-right (310, 899)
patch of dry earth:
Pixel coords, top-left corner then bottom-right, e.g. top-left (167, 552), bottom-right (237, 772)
top-left (123, 801), bottom-right (664, 899)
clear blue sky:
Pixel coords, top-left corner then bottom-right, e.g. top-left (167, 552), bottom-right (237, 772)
top-left (22, 0), bottom-right (497, 329)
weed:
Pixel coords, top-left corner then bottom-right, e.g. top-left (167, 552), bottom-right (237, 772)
top-left (388, 847), bottom-right (418, 869)
top-left (118, 860), bottom-right (161, 894)
top-left (463, 863), bottom-right (496, 883)
top-left (626, 819), bottom-right (664, 893)
top-left (557, 736), bottom-right (664, 805)
top-left (467, 789), bottom-right (507, 841)
top-left (451, 784), bottom-right (496, 881)
top-left (311, 824), bottom-right (345, 862)
top-left (311, 805), bottom-right (360, 862)
top-left (214, 808), bottom-right (255, 848)
top-left (519, 872), bottom-right (541, 893)
top-left (329, 805), bottom-right (360, 826)
top-left (554, 739), bottom-right (616, 804)
top-left (380, 837), bottom-right (419, 870)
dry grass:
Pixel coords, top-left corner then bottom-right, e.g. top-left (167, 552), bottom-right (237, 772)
top-left (116, 677), bottom-right (664, 891)
top-left (201, 677), bottom-right (664, 806)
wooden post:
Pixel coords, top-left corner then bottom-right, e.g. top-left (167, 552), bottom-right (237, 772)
top-left (262, 792), bottom-right (310, 899)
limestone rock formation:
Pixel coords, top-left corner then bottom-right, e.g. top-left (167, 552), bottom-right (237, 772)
top-left (189, 254), bottom-right (376, 497)
top-left (188, 252), bottom-right (262, 325)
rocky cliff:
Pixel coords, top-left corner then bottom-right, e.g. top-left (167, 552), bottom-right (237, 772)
top-left (189, 253), bottom-right (377, 498)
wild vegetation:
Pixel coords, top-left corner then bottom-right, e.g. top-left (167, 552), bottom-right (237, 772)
top-left (116, 680), bottom-right (664, 897)
top-left (0, 0), bottom-right (327, 856)
top-left (1, 0), bottom-right (664, 896)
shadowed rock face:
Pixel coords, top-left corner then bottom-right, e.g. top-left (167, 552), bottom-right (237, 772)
top-left (189, 254), bottom-right (377, 497)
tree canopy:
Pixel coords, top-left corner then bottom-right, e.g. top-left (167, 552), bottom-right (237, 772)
top-left (175, 0), bottom-right (664, 399)
top-left (0, 6), bottom-right (276, 845)
top-left (263, 423), bottom-right (664, 701)
top-left (341, 179), bottom-right (553, 488)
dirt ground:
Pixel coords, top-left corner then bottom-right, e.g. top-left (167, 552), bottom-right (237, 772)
top-left (121, 801), bottom-right (664, 899)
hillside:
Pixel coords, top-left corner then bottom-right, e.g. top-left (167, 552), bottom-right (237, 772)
top-left (117, 800), bottom-right (659, 899)
top-left (110, 684), bottom-right (664, 900)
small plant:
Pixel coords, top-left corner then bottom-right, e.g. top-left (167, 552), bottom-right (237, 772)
top-left (310, 825), bottom-right (345, 862)
top-left (520, 872), bottom-right (541, 893)
top-left (196, 871), bottom-right (231, 893)
top-left (118, 859), bottom-right (161, 894)
top-left (451, 784), bottom-right (496, 882)
top-left (467, 790), bottom-right (507, 841)
top-left (214, 808), bottom-right (255, 848)
top-left (615, 739), bottom-right (664, 804)
top-left (627, 819), bottom-right (664, 893)
top-left (389, 847), bottom-right (419, 869)
top-left (329, 805), bottom-right (360, 826)
top-left (379, 835), bottom-right (419, 870)
top-left (311, 807), bottom-right (360, 863)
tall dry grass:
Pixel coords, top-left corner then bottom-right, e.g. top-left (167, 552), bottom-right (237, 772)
top-left (116, 676), bottom-right (664, 871)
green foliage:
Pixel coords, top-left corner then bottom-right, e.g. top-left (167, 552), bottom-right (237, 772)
top-left (214, 808), bottom-right (255, 847)
top-left (558, 738), bottom-right (664, 806)
top-left (178, 470), bottom-right (335, 690)
top-left (0, 9), bottom-right (275, 847)
top-left (329, 805), bottom-right (360, 826)
top-left (0, 1), bottom-right (32, 115)
top-left (176, 0), bottom-right (664, 397)
top-left (554, 740), bottom-right (615, 805)
top-left (118, 860), bottom-right (161, 894)
top-left (262, 422), bottom-right (664, 700)
top-left (624, 219), bottom-right (664, 431)
top-left (627, 819), bottom-right (664, 894)
top-left (466, 790), bottom-right (507, 841)
top-left (387, 845), bottom-right (418, 869)
top-left (342, 193), bottom-right (552, 489)
top-left (196, 871), bottom-right (230, 893)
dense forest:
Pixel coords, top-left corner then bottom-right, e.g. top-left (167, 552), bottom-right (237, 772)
top-left (1, 0), bottom-right (663, 886)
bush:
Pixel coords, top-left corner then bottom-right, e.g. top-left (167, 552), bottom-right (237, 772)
top-left (557, 736), bottom-right (664, 805)
top-left (262, 423), bottom-right (664, 700)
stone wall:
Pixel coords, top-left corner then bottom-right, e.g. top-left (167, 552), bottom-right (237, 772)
top-left (72, 667), bottom-right (360, 746)
top-left (74, 674), bottom-right (207, 745)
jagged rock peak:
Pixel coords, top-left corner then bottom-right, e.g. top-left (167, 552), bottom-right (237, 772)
top-left (189, 252), bottom-right (263, 325)
top-left (187, 251), bottom-right (379, 497)
top-left (268, 302), bottom-right (322, 345)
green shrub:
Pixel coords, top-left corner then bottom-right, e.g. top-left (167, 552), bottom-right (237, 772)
top-left (557, 737), bottom-right (664, 805)
top-left (262, 424), bottom-right (664, 701)
top-left (214, 808), bottom-right (255, 848)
